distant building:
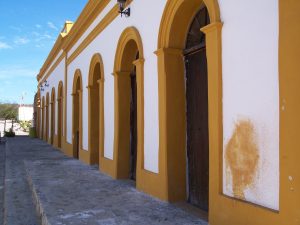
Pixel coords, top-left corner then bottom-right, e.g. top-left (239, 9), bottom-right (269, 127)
top-left (18, 104), bottom-right (33, 121)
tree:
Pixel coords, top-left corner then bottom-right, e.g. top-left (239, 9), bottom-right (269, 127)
top-left (0, 103), bottom-right (18, 132)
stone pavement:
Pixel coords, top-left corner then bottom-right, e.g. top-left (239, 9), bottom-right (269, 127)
top-left (4, 137), bottom-right (41, 225)
top-left (2, 137), bottom-right (208, 225)
top-left (0, 143), bottom-right (5, 223)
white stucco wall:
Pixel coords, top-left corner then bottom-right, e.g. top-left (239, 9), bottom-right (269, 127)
top-left (220, 0), bottom-right (279, 210)
top-left (40, 57), bottom-right (65, 138)
top-left (38, 0), bottom-right (280, 210)
top-left (66, 1), bottom-right (166, 173)
top-left (18, 106), bottom-right (33, 121)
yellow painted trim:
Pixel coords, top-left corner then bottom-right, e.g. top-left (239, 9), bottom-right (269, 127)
top-left (67, 4), bottom-right (119, 66)
top-left (72, 69), bottom-right (85, 162)
top-left (37, 0), bottom-right (111, 82)
top-left (37, 20), bottom-right (73, 82)
top-left (37, 36), bottom-right (64, 81)
top-left (155, 0), bottom-right (223, 208)
top-left (62, 139), bottom-right (73, 157)
top-left (57, 81), bottom-right (64, 148)
top-left (50, 87), bottom-right (56, 145)
top-left (36, 90), bottom-right (41, 138)
top-left (209, 1), bottom-right (300, 225)
top-left (67, 0), bottom-right (133, 66)
top-left (64, 53), bottom-right (68, 141)
top-left (62, 0), bottom-right (111, 52)
top-left (38, 52), bottom-right (65, 85)
top-left (87, 53), bottom-right (105, 166)
top-left (108, 27), bottom-right (149, 193)
top-left (41, 96), bottom-right (45, 140)
top-left (53, 134), bottom-right (58, 148)
top-left (158, 0), bottom-right (220, 49)
top-left (79, 148), bottom-right (90, 165)
top-left (45, 93), bottom-right (50, 142)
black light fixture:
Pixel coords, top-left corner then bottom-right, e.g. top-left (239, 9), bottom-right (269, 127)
top-left (40, 84), bottom-right (44, 92)
top-left (44, 80), bottom-right (49, 87)
top-left (117, 0), bottom-right (130, 17)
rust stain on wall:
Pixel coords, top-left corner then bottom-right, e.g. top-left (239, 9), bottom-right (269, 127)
top-left (225, 120), bottom-right (260, 199)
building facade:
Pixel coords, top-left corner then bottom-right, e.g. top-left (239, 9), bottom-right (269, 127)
top-left (18, 104), bottom-right (33, 121)
top-left (35, 1), bottom-right (300, 224)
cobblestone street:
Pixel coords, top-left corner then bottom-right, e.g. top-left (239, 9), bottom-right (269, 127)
top-left (0, 137), bottom-right (208, 225)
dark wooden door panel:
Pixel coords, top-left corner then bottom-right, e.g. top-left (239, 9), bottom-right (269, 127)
top-left (130, 72), bottom-right (137, 181)
top-left (185, 48), bottom-right (209, 211)
top-left (74, 130), bottom-right (79, 159)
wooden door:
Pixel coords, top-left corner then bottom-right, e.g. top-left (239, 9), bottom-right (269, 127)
top-left (75, 130), bottom-right (79, 159)
top-left (57, 99), bottom-right (62, 148)
top-left (129, 69), bottom-right (137, 181)
top-left (51, 103), bottom-right (55, 144)
top-left (73, 93), bottom-right (80, 159)
top-left (185, 6), bottom-right (210, 211)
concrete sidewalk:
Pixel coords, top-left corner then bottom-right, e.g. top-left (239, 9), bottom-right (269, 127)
top-left (5, 137), bottom-right (208, 225)
top-left (0, 143), bottom-right (5, 223)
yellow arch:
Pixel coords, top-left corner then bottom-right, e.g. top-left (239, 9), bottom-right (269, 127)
top-left (45, 92), bottom-right (50, 142)
top-left (72, 69), bottom-right (83, 94)
top-left (36, 90), bottom-right (41, 138)
top-left (87, 53), bottom-right (105, 166)
top-left (101, 27), bottom-right (145, 185)
top-left (88, 53), bottom-right (104, 85)
top-left (114, 26), bottom-right (144, 72)
top-left (72, 69), bottom-right (83, 160)
top-left (41, 96), bottom-right (45, 140)
top-left (158, 0), bottom-right (221, 49)
top-left (153, 0), bottom-right (223, 215)
top-left (50, 87), bottom-right (56, 145)
top-left (57, 81), bottom-right (63, 98)
top-left (57, 81), bottom-right (64, 148)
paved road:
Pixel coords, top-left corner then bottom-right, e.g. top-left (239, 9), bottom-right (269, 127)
top-left (1, 137), bottom-right (40, 225)
top-left (0, 143), bottom-right (5, 223)
top-left (1, 137), bottom-right (208, 225)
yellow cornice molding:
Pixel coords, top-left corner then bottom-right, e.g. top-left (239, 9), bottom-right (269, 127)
top-left (38, 52), bottom-right (66, 85)
top-left (62, 0), bottom-right (111, 52)
top-left (37, 36), bottom-right (64, 81)
top-left (37, 20), bottom-right (73, 82)
top-left (38, 0), bottom-right (133, 81)
top-left (66, 0), bottom-right (133, 66)
top-left (37, 0), bottom-right (110, 82)
top-left (67, 3), bottom-right (121, 66)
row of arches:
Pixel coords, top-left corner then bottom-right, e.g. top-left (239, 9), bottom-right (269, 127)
top-left (37, 81), bottom-right (64, 149)
top-left (36, 0), bottom-right (222, 216)
top-left (70, 27), bottom-right (144, 182)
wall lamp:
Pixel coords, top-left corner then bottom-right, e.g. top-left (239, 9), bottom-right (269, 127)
top-left (117, 0), bottom-right (130, 17)
top-left (40, 84), bottom-right (44, 92)
top-left (44, 80), bottom-right (49, 87)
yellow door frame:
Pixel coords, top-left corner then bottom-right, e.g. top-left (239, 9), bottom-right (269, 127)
top-left (87, 53), bottom-right (105, 166)
top-left (72, 69), bottom-right (83, 159)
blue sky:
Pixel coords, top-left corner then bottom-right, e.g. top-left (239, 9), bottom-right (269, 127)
top-left (0, 0), bottom-right (87, 104)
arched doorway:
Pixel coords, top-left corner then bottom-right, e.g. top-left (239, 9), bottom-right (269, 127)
top-left (57, 81), bottom-right (63, 148)
top-left (113, 27), bottom-right (144, 182)
top-left (156, 0), bottom-right (222, 215)
top-left (36, 91), bottom-right (41, 138)
top-left (88, 54), bottom-right (104, 166)
top-left (184, 6), bottom-right (210, 210)
top-left (41, 96), bottom-right (45, 140)
top-left (50, 88), bottom-right (55, 145)
top-left (72, 70), bottom-right (82, 159)
top-left (45, 93), bottom-right (50, 142)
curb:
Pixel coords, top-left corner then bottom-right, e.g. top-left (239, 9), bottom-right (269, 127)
top-left (25, 163), bottom-right (51, 225)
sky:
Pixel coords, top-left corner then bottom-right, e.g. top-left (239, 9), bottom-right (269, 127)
top-left (0, 0), bottom-right (88, 104)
